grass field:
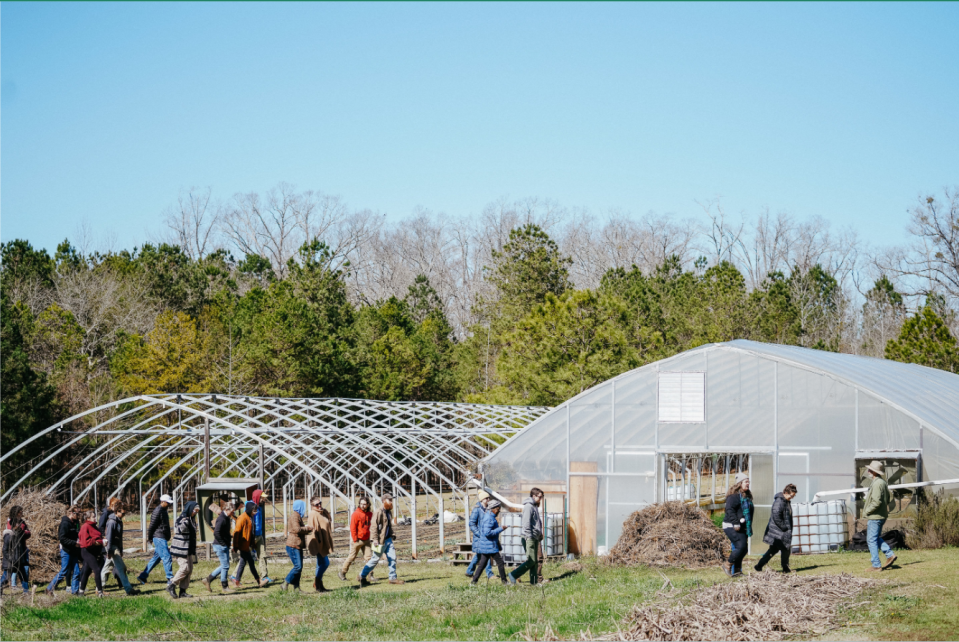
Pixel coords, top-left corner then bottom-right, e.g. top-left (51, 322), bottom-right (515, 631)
top-left (1, 548), bottom-right (957, 641)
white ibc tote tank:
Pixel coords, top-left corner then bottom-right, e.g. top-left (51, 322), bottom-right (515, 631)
top-left (791, 500), bottom-right (848, 554)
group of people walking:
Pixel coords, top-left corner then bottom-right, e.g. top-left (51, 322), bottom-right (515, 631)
top-left (721, 459), bottom-right (899, 577)
top-left (466, 487), bottom-right (546, 587)
top-left (4, 465), bottom-right (902, 597)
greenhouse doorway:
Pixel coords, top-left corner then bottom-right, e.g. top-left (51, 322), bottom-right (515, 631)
top-left (660, 452), bottom-right (774, 554)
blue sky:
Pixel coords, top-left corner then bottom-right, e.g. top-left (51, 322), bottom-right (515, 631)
top-left (2, 2), bottom-right (958, 254)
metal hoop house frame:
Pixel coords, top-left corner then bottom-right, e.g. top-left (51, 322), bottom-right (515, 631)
top-left (1, 394), bottom-right (549, 552)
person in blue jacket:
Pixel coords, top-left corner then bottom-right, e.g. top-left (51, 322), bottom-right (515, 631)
top-left (469, 500), bottom-right (508, 585)
top-left (465, 491), bottom-right (493, 579)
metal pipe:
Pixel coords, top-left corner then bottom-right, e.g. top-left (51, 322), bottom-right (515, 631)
top-left (814, 478), bottom-right (959, 501)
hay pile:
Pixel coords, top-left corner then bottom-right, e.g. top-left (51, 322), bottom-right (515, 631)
top-left (605, 571), bottom-right (877, 641)
top-left (606, 502), bottom-right (728, 568)
top-left (0, 489), bottom-right (70, 583)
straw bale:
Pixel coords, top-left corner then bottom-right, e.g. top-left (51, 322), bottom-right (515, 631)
top-left (0, 489), bottom-right (70, 583)
top-left (605, 502), bottom-right (729, 568)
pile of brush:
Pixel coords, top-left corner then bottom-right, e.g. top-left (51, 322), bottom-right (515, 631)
top-left (1, 489), bottom-right (70, 583)
top-left (605, 502), bottom-right (728, 569)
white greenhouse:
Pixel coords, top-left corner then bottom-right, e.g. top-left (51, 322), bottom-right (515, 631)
top-left (482, 340), bottom-right (959, 556)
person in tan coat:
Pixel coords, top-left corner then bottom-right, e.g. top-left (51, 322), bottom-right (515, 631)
top-left (359, 494), bottom-right (404, 586)
top-left (305, 497), bottom-right (335, 592)
top-left (282, 500), bottom-right (313, 591)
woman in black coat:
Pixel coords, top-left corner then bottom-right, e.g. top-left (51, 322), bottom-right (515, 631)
top-left (755, 484), bottom-right (797, 573)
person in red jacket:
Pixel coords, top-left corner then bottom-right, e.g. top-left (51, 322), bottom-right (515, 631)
top-left (337, 496), bottom-right (374, 582)
top-left (78, 509), bottom-right (106, 597)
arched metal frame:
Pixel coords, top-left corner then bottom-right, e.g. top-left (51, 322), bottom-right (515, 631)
top-left (2, 394), bottom-right (548, 553)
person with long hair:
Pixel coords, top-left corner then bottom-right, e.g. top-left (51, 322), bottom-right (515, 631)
top-left (722, 473), bottom-right (753, 577)
top-left (339, 496), bottom-right (374, 582)
top-left (470, 499), bottom-right (509, 586)
top-left (202, 502), bottom-right (235, 593)
top-left (1, 506), bottom-right (31, 595)
top-left (306, 497), bottom-right (335, 593)
top-left (755, 484), bottom-right (796, 573)
top-left (282, 500), bottom-right (313, 592)
top-left (78, 509), bottom-right (106, 597)
top-left (168, 501), bottom-right (199, 599)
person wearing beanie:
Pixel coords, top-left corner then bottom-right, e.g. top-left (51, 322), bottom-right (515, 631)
top-left (202, 502), bottom-right (235, 593)
top-left (465, 491), bottom-right (494, 580)
top-left (863, 461), bottom-right (897, 571)
top-left (137, 494), bottom-right (174, 585)
top-left (722, 473), bottom-right (753, 577)
top-left (167, 501), bottom-right (199, 599)
top-left (359, 493), bottom-right (403, 586)
top-left (470, 499), bottom-right (509, 585)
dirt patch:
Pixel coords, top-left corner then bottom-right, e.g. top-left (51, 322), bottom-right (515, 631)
top-left (605, 502), bottom-right (728, 569)
top-left (606, 571), bottom-right (879, 641)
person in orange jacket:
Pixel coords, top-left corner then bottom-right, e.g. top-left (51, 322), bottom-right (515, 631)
top-left (338, 496), bottom-right (374, 582)
top-left (232, 502), bottom-right (268, 588)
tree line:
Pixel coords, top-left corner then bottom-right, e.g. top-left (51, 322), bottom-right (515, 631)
top-left (3, 186), bottom-right (958, 487)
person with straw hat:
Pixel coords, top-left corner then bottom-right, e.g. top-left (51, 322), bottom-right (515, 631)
top-left (863, 460), bottom-right (897, 571)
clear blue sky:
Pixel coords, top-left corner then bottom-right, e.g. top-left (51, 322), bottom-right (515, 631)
top-left (2, 2), bottom-right (958, 254)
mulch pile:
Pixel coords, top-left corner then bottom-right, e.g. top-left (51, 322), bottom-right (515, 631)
top-left (605, 502), bottom-right (729, 569)
top-left (0, 489), bottom-right (70, 583)
top-left (604, 571), bottom-right (878, 641)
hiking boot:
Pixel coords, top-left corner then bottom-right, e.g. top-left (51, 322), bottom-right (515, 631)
top-left (281, 581), bottom-right (290, 592)
top-left (202, 577), bottom-right (212, 593)
top-left (359, 576), bottom-right (371, 587)
top-left (722, 562), bottom-right (732, 576)
top-left (882, 555), bottom-right (897, 569)
top-left (125, 588), bottom-right (142, 596)
top-left (388, 579), bottom-right (405, 585)
top-left (178, 588), bottom-right (193, 598)
top-left (337, 570), bottom-right (347, 581)
top-left (316, 579), bottom-right (329, 593)
top-left (221, 585), bottom-right (234, 593)
top-left (167, 584), bottom-right (179, 599)
top-left (866, 566), bottom-right (882, 572)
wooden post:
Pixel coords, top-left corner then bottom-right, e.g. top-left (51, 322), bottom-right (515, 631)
top-left (568, 461), bottom-right (598, 555)
top-left (439, 490), bottom-right (445, 555)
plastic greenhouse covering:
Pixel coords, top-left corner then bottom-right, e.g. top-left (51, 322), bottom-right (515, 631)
top-left (483, 340), bottom-right (959, 554)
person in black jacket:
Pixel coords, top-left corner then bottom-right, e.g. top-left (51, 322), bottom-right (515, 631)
top-left (202, 502), bottom-right (235, 593)
top-left (46, 505), bottom-right (82, 595)
top-left (722, 473), bottom-right (753, 577)
top-left (136, 494), bottom-right (174, 585)
top-left (755, 484), bottom-right (797, 573)
top-left (1, 506), bottom-right (31, 594)
top-left (101, 502), bottom-right (140, 595)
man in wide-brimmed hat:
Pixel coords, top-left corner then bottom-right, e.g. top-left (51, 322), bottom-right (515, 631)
top-left (862, 460), bottom-right (897, 571)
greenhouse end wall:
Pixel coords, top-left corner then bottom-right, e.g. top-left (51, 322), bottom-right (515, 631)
top-left (482, 340), bottom-right (959, 555)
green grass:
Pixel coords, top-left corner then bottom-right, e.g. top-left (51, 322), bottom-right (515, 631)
top-left (2, 548), bottom-right (958, 641)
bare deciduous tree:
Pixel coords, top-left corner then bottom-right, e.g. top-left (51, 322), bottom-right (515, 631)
top-left (163, 187), bottom-right (222, 260)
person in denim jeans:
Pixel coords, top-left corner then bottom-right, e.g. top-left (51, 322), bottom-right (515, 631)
top-left (862, 461), bottom-right (897, 571)
top-left (360, 494), bottom-right (403, 586)
top-left (47, 505), bottom-right (82, 595)
top-left (203, 503), bottom-right (235, 593)
top-left (283, 501), bottom-right (312, 591)
top-left (137, 494), bottom-right (174, 584)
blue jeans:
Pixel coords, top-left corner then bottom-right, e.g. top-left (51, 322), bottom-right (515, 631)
top-left (48, 549), bottom-right (81, 593)
top-left (314, 555), bottom-right (329, 580)
top-left (285, 547), bottom-right (303, 588)
top-left (466, 546), bottom-right (493, 578)
top-left (213, 544), bottom-right (231, 584)
top-left (867, 519), bottom-right (895, 568)
top-left (2, 567), bottom-right (29, 592)
top-left (139, 538), bottom-right (174, 582)
top-left (361, 537), bottom-right (397, 580)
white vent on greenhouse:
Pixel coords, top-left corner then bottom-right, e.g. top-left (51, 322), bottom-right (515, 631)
top-left (658, 372), bottom-right (705, 422)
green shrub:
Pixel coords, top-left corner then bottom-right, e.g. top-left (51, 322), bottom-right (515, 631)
top-left (908, 489), bottom-right (959, 549)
